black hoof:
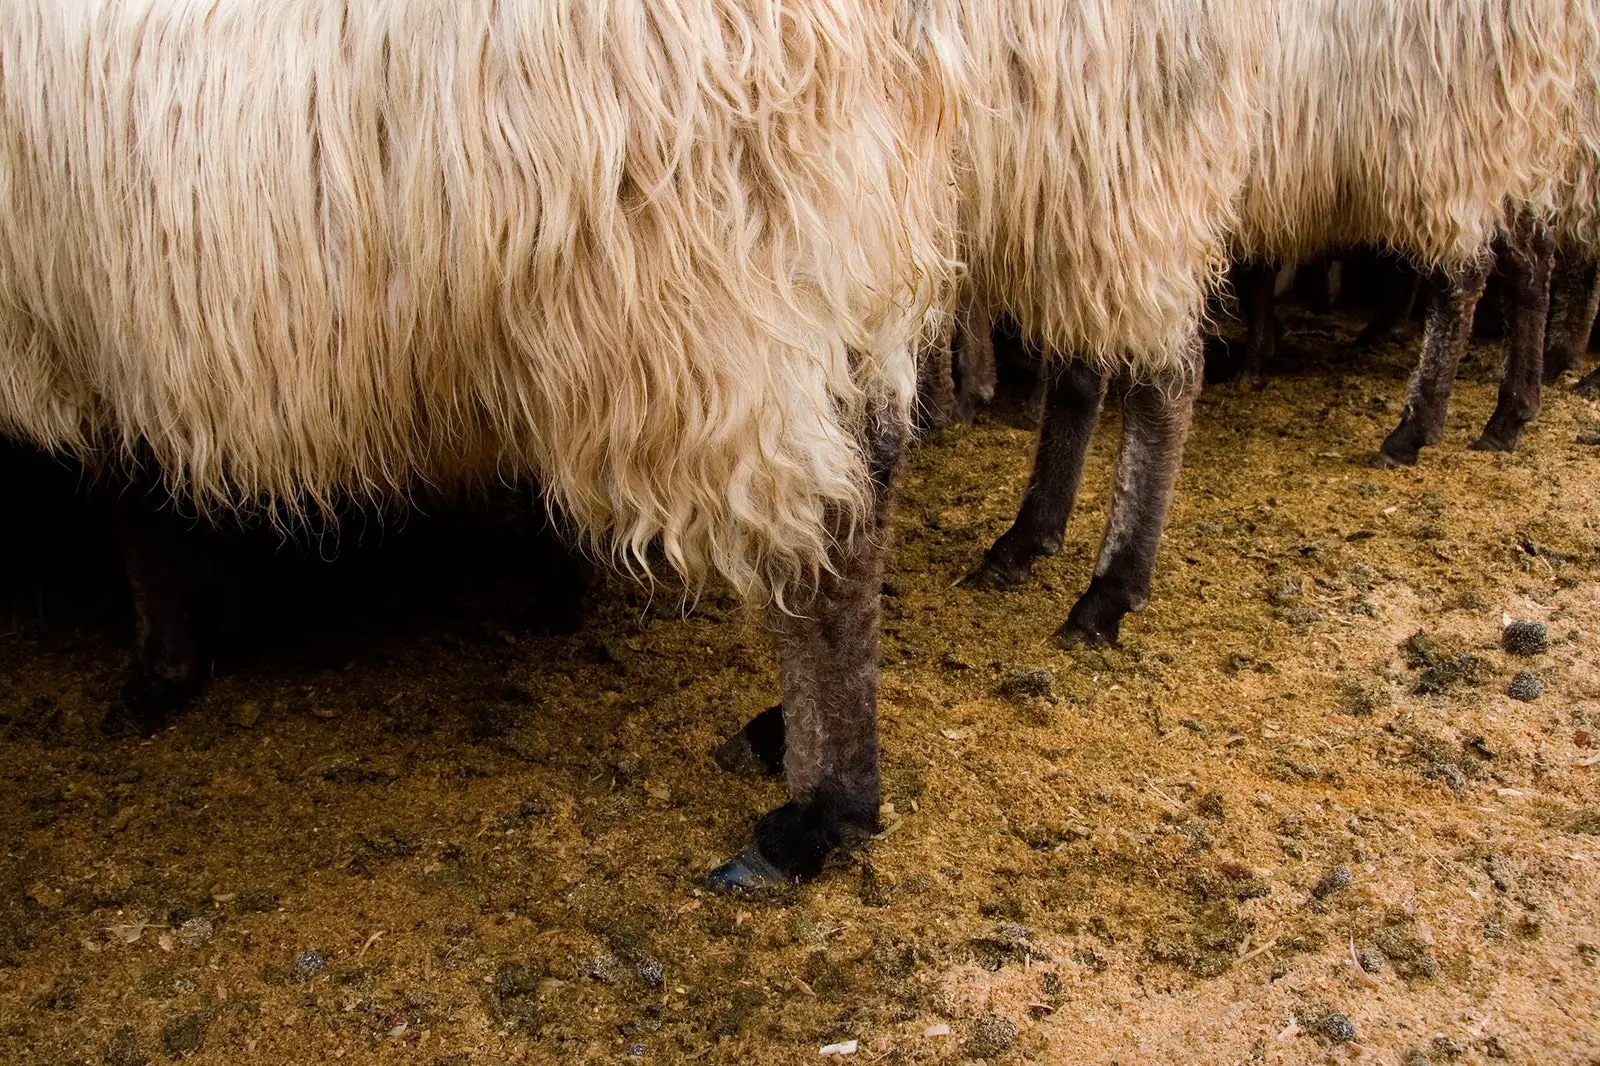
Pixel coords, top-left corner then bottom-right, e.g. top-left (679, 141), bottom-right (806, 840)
top-left (101, 700), bottom-right (164, 738)
top-left (1052, 617), bottom-right (1118, 650)
top-left (1575, 375), bottom-right (1600, 398)
top-left (1378, 418), bottom-right (1430, 467)
top-left (102, 671), bottom-right (197, 738)
top-left (706, 848), bottom-right (791, 893)
top-left (1054, 590), bottom-right (1127, 650)
top-left (711, 705), bottom-right (786, 777)
top-left (1469, 431), bottom-right (1517, 453)
top-left (1366, 450), bottom-right (1408, 469)
top-left (962, 558), bottom-right (1031, 592)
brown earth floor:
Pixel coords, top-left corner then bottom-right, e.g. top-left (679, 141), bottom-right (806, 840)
top-left (2, 308), bottom-right (1598, 1066)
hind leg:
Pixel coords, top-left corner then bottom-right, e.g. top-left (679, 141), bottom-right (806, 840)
top-left (1378, 253), bottom-right (1493, 466)
top-left (1544, 251), bottom-right (1600, 383)
top-left (1474, 215), bottom-right (1555, 451)
top-left (1232, 260), bottom-right (1279, 380)
top-left (1354, 255), bottom-right (1422, 349)
top-left (708, 416), bottom-right (902, 889)
top-left (1055, 336), bottom-right (1202, 648)
top-left (103, 480), bottom-right (201, 737)
top-left (964, 358), bottom-right (1106, 590)
top-left (951, 294), bottom-right (998, 423)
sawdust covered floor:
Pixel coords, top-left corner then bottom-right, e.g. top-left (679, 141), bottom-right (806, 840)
top-left (2, 309), bottom-right (1599, 1066)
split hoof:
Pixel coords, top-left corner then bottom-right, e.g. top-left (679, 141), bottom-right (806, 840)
top-left (1366, 450), bottom-right (1409, 469)
top-left (101, 700), bottom-right (164, 739)
top-left (706, 848), bottom-right (790, 893)
top-left (1052, 618), bottom-right (1116, 650)
top-left (711, 705), bottom-right (785, 778)
top-left (962, 559), bottom-right (1032, 592)
top-left (1468, 431), bottom-right (1517, 453)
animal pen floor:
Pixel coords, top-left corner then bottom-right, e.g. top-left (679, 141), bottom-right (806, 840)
top-left (2, 309), bottom-right (1599, 1066)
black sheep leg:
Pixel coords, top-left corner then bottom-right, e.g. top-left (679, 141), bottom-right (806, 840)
top-left (1354, 255), bottom-right (1422, 349)
top-left (964, 358), bottom-right (1106, 590)
top-left (103, 479), bottom-right (201, 737)
top-left (1474, 215), bottom-right (1555, 451)
top-left (1544, 251), bottom-right (1600, 383)
top-left (1055, 335), bottom-right (1202, 648)
top-left (1378, 252), bottom-right (1493, 466)
top-left (708, 416), bottom-right (902, 889)
top-left (1233, 260), bottom-right (1279, 379)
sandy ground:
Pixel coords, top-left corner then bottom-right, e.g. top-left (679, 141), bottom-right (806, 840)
top-left (2, 304), bottom-right (1598, 1066)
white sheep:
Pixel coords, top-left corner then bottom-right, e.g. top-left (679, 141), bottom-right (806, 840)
top-left (0, 0), bottom-right (961, 888)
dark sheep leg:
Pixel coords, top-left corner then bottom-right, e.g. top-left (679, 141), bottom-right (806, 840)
top-left (1233, 259), bottom-right (1279, 379)
top-left (915, 340), bottom-right (957, 435)
top-left (1544, 251), bottom-right (1600, 383)
top-left (1055, 336), bottom-right (1202, 649)
top-left (1354, 256), bottom-right (1422, 349)
top-left (1474, 215), bottom-right (1555, 451)
top-left (708, 416), bottom-right (902, 889)
top-left (103, 480), bottom-right (201, 737)
top-left (963, 358), bottom-right (1107, 590)
top-left (951, 295), bottom-right (998, 423)
top-left (1377, 253), bottom-right (1493, 466)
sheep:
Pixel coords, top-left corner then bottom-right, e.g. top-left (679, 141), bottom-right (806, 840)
top-left (1541, 27), bottom-right (1600, 390)
top-left (0, 0), bottom-right (961, 889)
top-left (948, 0), bottom-right (1588, 658)
top-left (1235, 0), bottom-right (1588, 462)
top-left (936, 0), bottom-right (1269, 648)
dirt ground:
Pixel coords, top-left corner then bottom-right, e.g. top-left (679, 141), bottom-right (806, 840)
top-left (2, 301), bottom-right (1599, 1066)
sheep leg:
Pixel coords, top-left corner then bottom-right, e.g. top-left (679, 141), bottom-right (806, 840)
top-left (964, 359), bottom-right (1107, 590)
top-left (1377, 254), bottom-right (1493, 466)
top-left (915, 341), bottom-right (957, 435)
top-left (1354, 258), bottom-right (1422, 349)
top-left (1233, 260), bottom-right (1278, 379)
top-left (102, 485), bottom-right (201, 737)
top-left (707, 417), bottom-right (901, 889)
top-left (1576, 363), bottom-right (1600, 396)
top-left (1474, 216), bottom-right (1555, 451)
top-left (1055, 337), bottom-right (1201, 648)
top-left (1544, 252), bottom-right (1600, 383)
top-left (711, 703), bottom-right (787, 777)
top-left (951, 297), bottom-right (998, 423)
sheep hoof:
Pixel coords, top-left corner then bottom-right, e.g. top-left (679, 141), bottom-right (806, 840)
top-left (711, 704), bottom-right (785, 777)
top-left (101, 700), bottom-right (164, 739)
top-left (1052, 619), bottom-right (1116, 650)
top-left (962, 559), bottom-right (1031, 591)
top-left (706, 848), bottom-right (789, 893)
top-left (1469, 431), bottom-right (1517, 453)
top-left (1575, 375), bottom-right (1600, 397)
top-left (1377, 420), bottom-right (1431, 467)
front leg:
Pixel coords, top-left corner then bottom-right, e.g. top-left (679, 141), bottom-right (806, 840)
top-left (1056, 335), bottom-right (1202, 648)
top-left (1474, 213), bottom-right (1554, 451)
top-left (964, 357), bottom-right (1106, 590)
top-left (708, 415), bottom-right (902, 889)
top-left (1378, 252), bottom-right (1492, 465)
